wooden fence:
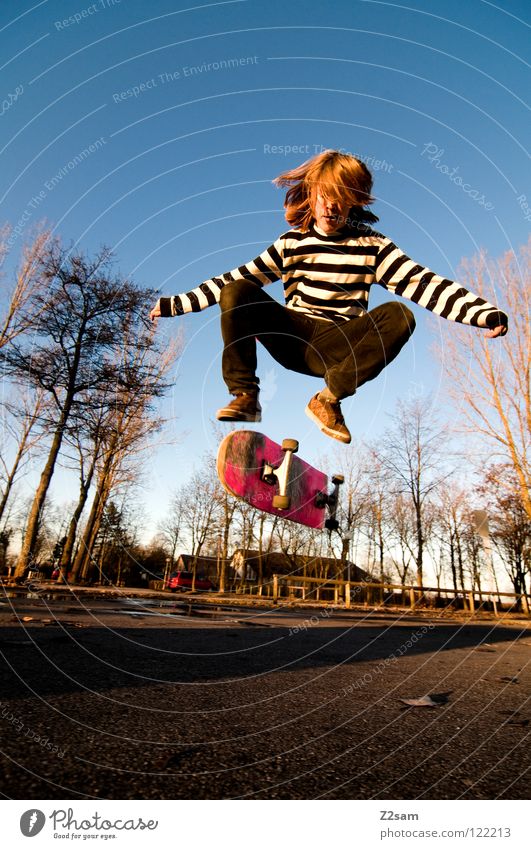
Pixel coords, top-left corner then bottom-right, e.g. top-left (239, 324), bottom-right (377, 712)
top-left (265, 574), bottom-right (530, 616)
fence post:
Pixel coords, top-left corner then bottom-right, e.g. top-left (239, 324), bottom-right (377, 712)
top-left (345, 582), bottom-right (351, 609)
top-left (520, 594), bottom-right (530, 615)
top-left (273, 574), bottom-right (278, 603)
top-left (468, 592), bottom-right (475, 613)
top-left (409, 588), bottom-right (416, 609)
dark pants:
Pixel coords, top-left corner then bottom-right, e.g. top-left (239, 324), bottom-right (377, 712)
top-left (219, 279), bottom-right (416, 400)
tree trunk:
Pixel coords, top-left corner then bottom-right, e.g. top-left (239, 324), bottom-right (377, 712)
top-left (70, 470), bottom-right (110, 581)
top-left (15, 408), bottom-right (71, 577)
top-left (377, 508), bottom-right (385, 583)
top-left (415, 499), bottom-right (424, 588)
top-left (0, 442), bottom-right (26, 523)
top-left (57, 453), bottom-right (98, 583)
top-left (257, 514), bottom-right (265, 594)
top-left (0, 391), bottom-right (46, 525)
top-left (218, 494), bottom-right (232, 593)
top-left (449, 537), bottom-right (458, 593)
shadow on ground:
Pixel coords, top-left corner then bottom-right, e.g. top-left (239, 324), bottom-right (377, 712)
top-left (1, 607), bottom-right (530, 800)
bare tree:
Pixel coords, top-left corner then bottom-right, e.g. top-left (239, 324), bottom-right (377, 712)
top-left (438, 239), bottom-right (531, 519)
top-left (71, 327), bottom-right (178, 583)
top-left (379, 396), bottom-right (452, 586)
top-left (176, 461), bottom-right (220, 589)
top-left (0, 528), bottom-right (13, 574)
top-left (324, 444), bottom-right (370, 573)
top-left (0, 388), bottom-right (49, 524)
top-left (55, 412), bottom-right (104, 582)
top-left (386, 494), bottom-right (416, 585)
top-left (0, 226), bottom-right (52, 350)
top-left (3, 243), bottom-right (158, 577)
top-left (433, 486), bottom-right (473, 594)
top-left (214, 486), bottom-right (238, 592)
top-left (253, 512), bottom-right (280, 593)
top-left (481, 466), bottom-right (530, 599)
top-left (158, 491), bottom-right (185, 571)
top-left (360, 447), bottom-right (392, 581)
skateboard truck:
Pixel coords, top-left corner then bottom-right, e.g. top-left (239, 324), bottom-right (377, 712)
top-left (315, 474), bottom-right (344, 532)
top-left (262, 442), bottom-right (344, 524)
top-left (262, 438), bottom-right (299, 510)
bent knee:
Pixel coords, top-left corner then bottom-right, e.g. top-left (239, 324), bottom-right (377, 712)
top-left (398, 303), bottom-right (416, 334)
top-left (380, 302), bottom-right (416, 336)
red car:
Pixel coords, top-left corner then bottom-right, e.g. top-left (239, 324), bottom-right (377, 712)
top-left (166, 571), bottom-right (215, 592)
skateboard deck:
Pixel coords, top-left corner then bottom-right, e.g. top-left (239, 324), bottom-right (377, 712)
top-left (216, 430), bottom-right (329, 529)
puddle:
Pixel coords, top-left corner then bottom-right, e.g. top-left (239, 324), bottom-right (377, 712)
top-left (109, 603), bottom-right (240, 622)
top-left (115, 609), bottom-right (236, 623)
top-left (1, 591), bottom-right (277, 627)
top-left (2, 590), bottom-right (103, 602)
top-left (118, 598), bottom-right (261, 618)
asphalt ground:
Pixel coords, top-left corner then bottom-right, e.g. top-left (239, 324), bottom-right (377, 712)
top-left (0, 590), bottom-right (530, 800)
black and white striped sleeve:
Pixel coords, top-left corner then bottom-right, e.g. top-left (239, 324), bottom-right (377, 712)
top-left (160, 238), bottom-right (284, 317)
top-left (374, 238), bottom-right (506, 328)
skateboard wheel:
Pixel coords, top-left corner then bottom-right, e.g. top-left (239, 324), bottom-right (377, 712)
top-left (282, 439), bottom-right (299, 453)
top-left (273, 494), bottom-right (291, 510)
top-left (314, 491), bottom-right (327, 509)
top-left (332, 474), bottom-right (344, 485)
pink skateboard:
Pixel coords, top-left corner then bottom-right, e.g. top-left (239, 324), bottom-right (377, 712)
top-left (216, 430), bottom-right (343, 530)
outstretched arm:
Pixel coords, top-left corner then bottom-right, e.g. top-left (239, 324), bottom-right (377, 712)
top-left (374, 239), bottom-right (508, 334)
top-left (150, 238), bottom-right (284, 321)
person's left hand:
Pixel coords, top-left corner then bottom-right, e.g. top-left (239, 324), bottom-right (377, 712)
top-left (149, 302), bottom-right (161, 322)
top-left (485, 325), bottom-right (507, 338)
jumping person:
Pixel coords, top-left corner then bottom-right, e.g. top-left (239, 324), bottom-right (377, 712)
top-left (150, 150), bottom-right (508, 444)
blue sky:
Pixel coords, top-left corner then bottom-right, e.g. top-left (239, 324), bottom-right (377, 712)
top-left (1, 0), bottom-right (529, 527)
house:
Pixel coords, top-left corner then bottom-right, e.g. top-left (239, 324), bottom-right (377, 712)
top-left (230, 549), bottom-right (371, 583)
top-left (172, 553), bottom-right (220, 582)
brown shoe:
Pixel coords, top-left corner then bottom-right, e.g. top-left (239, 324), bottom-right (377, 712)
top-left (216, 393), bottom-right (262, 422)
top-left (305, 393), bottom-right (351, 443)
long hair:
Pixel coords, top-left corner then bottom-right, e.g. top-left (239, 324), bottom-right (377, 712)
top-left (273, 149), bottom-right (378, 231)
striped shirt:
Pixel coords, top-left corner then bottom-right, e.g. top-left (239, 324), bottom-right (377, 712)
top-left (160, 223), bottom-right (504, 327)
